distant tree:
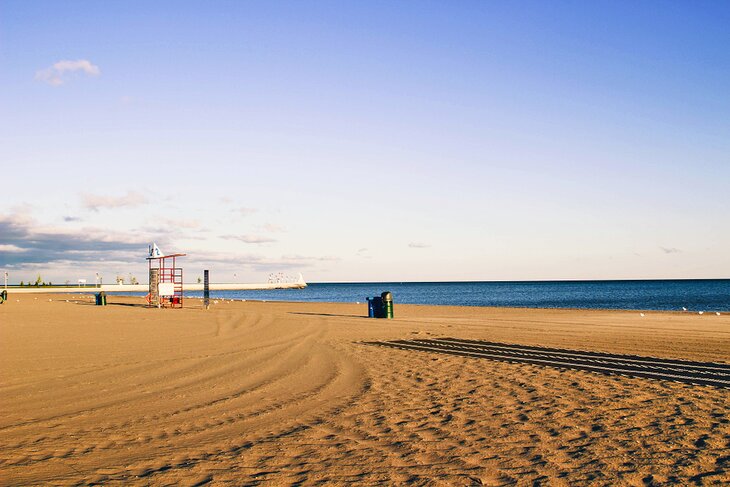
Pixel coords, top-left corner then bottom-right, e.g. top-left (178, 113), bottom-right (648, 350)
top-left (197, 276), bottom-right (202, 284)
top-left (129, 274), bottom-right (138, 285)
top-left (34, 274), bottom-right (42, 286)
top-left (65, 280), bottom-right (70, 286)
top-left (19, 280), bottom-right (24, 286)
top-left (116, 275), bottom-right (125, 285)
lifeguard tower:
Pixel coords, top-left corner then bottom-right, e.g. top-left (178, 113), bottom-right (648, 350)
top-left (147, 243), bottom-right (185, 308)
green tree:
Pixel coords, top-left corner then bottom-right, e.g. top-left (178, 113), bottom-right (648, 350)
top-left (19, 281), bottom-right (24, 286)
top-left (34, 274), bottom-right (42, 287)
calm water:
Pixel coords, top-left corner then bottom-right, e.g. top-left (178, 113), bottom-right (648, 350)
top-left (167, 280), bottom-right (730, 312)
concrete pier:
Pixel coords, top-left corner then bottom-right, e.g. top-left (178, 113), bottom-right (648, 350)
top-left (5, 281), bottom-right (307, 294)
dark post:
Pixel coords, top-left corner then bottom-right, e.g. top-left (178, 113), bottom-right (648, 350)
top-left (204, 269), bottom-right (210, 309)
top-left (149, 268), bottom-right (160, 307)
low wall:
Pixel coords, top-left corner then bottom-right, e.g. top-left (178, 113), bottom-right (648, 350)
top-left (5, 281), bottom-right (307, 294)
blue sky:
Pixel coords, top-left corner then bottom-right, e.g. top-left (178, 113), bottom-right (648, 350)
top-left (1, 1), bottom-right (729, 283)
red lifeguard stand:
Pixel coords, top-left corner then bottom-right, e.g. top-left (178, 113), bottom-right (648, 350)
top-left (147, 243), bottom-right (185, 308)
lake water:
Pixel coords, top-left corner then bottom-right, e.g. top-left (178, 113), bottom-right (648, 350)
top-left (170, 280), bottom-right (730, 312)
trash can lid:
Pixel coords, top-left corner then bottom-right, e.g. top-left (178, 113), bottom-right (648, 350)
top-left (381, 291), bottom-right (392, 301)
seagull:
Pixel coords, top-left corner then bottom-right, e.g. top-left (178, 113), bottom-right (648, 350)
top-left (682, 307), bottom-right (687, 311)
top-left (640, 313), bottom-right (645, 317)
top-left (698, 311), bottom-right (704, 315)
top-left (716, 312), bottom-right (721, 316)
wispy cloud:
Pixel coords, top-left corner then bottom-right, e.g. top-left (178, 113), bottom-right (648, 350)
top-left (63, 216), bottom-right (82, 222)
top-left (162, 218), bottom-right (201, 229)
top-left (258, 223), bottom-right (285, 233)
top-left (82, 191), bottom-right (148, 211)
top-left (0, 208), bottom-right (339, 277)
top-left (138, 218), bottom-right (206, 240)
top-left (280, 254), bottom-right (339, 263)
top-left (408, 242), bottom-right (431, 249)
top-left (187, 251), bottom-right (339, 272)
top-left (660, 246), bottom-right (682, 254)
top-left (216, 200), bottom-right (258, 216)
top-left (237, 207), bottom-right (258, 216)
top-left (221, 234), bottom-right (277, 244)
top-left (0, 213), bottom-right (148, 267)
top-left (0, 244), bottom-right (27, 253)
top-left (35, 59), bottom-right (100, 86)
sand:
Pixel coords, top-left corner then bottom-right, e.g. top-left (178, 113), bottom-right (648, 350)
top-left (1, 294), bottom-right (728, 486)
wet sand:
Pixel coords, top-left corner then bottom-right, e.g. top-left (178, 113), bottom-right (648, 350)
top-left (1, 294), bottom-right (728, 485)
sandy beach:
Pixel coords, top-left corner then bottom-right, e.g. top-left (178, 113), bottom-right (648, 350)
top-left (1, 294), bottom-right (728, 486)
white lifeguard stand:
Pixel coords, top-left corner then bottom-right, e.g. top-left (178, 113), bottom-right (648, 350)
top-left (146, 243), bottom-right (186, 308)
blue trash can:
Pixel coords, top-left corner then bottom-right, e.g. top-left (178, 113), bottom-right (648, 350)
top-left (367, 298), bottom-right (376, 318)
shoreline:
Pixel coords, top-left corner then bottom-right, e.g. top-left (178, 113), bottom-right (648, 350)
top-left (6, 291), bottom-right (728, 315)
top-left (5, 278), bottom-right (729, 313)
top-left (308, 278), bottom-right (730, 283)
top-left (46, 293), bottom-right (730, 315)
